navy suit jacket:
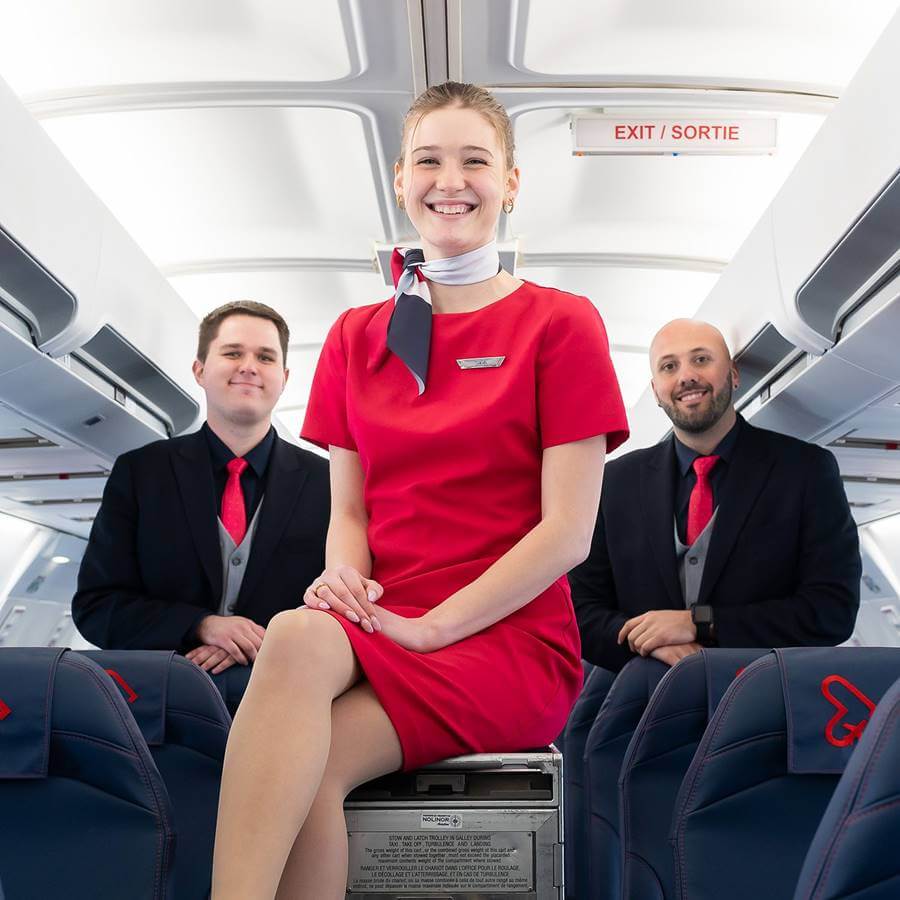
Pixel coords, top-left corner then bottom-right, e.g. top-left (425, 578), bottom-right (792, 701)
top-left (73, 428), bottom-right (329, 652)
top-left (570, 419), bottom-right (861, 671)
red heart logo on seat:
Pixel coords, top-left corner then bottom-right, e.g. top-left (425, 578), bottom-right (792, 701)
top-left (821, 674), bottom-right (876, 748)
top-left (0, 698), bottom-right (10, 720)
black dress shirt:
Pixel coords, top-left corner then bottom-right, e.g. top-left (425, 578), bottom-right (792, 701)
top-left (203, 423), bottom-right (275, 524)
top-left (674, 417), bottom-right (742, 543)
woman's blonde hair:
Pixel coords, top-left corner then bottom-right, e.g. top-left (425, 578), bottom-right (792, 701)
top-left (398, 81), bottom-right (515, 170)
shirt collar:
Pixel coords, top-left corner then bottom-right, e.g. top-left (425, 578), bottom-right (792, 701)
top-left (202, 422), bottom-right (276, 479)
top-left (674, 414), bottom-right (742, 477)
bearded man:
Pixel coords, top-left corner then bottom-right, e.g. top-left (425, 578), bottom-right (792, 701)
top-left (570, 318), bottom-right (861, 671)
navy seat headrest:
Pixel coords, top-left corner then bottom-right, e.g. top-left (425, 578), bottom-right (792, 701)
top-left (0, 648), bottom-right (66, 778)
top-left (776, 647), bottom-right (900, 774)
top-left (702, 648), bottom-right (772, 718)
top-left (80, 650), bottom-right (175, 746)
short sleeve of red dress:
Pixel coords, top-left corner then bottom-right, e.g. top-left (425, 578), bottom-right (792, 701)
top-left (537, 293), bottom-right (630, 452)
top-left (300, 308), bottom-right (357, 452)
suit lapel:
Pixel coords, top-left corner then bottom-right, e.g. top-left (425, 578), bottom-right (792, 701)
top-left (698, 423), bottom-right (775, 604)
top-left (640, 438), bottom-right (683, 608)
top-left (237, 437), bottom-right (309, 607)
top-left (171, 430), bottom-right (222, 601)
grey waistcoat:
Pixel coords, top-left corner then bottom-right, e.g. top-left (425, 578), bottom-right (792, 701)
top-left (674, 508), bottom-right (718, 609)
top-left (217, 498), bottom-right (264, 617)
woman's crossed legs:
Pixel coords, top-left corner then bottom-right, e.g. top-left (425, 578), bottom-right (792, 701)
top-left (211, 609), bottom-right (402, 900)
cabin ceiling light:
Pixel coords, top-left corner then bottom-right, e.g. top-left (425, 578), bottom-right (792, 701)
top-left (570, 112), bottom-right (778, 157)
top-left (51, 555), bottom-right (70, 564)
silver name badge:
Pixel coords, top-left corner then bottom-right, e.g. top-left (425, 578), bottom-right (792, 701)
top-left (456, 356), bottom-right (506, 370)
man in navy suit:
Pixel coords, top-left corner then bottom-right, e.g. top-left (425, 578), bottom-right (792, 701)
top-left (571, 318), bottom-right (861, 671)
top-left (73, 300), bottom-right (329, 674)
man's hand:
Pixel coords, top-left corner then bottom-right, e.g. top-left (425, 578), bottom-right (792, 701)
top-left (650, 642), bottom-right (703, 667)
top-left (302, 565), bottom-right (384, 634)
top-left (194, 615), bottom-right (266, 665)
top-left (185, 644), bottom-right (241, 675)
top-left (618, 610), bottom-right (696, 656)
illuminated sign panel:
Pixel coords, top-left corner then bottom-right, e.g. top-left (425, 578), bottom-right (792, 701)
top-left (572, 116), bottom-right (778, 155)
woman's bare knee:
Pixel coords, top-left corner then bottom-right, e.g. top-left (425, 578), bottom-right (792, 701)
top-left (255, 610), bottom-right (358, 695)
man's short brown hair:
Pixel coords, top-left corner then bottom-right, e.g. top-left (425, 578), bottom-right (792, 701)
top-left (197, 300), bottom-right (290, 365)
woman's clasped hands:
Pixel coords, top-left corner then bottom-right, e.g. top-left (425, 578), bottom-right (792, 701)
top-left (302, 565), bottom-right (441, 653)
top-left (303, 565), bottom-right (384, 633)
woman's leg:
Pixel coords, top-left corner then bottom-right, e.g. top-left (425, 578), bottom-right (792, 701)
top-left (274, 680), bottom-right (403, 899)
top-left (211, 609), bottom-right (360, 900)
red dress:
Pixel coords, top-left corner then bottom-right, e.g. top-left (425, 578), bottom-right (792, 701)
top-left (301, 281), bottom-right (628, 770)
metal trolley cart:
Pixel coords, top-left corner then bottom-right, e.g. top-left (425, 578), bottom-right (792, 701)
top-left (344, 748), bottom-right (564, 899)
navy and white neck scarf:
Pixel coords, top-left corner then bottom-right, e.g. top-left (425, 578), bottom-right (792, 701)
top-left (387, 241), bottom-right (501, 394)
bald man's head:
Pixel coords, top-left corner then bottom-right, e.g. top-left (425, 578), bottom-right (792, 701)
top-left (650, 319), bottom-right (738, 435)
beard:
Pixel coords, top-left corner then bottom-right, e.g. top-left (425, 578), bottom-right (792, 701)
top-left (660, 378), bottom-right (733, 434)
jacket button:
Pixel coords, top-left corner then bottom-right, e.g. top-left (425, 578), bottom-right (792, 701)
top-left (231, 556), bottom-right (242, 566)
top-left (688, 556), bottom-right (698, 565)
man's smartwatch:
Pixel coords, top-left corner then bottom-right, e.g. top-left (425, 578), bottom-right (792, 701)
top-left (691, 605), bottom-right (715, 644)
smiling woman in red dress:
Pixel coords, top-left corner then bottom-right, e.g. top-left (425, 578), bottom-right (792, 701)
top-left (211, 82), bottom-right (629, 900)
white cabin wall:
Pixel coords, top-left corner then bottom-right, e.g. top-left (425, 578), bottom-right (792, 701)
top-left (0, 512), bottom-right (89, 648)
top-left (854, 516), bottom-right (900, 648)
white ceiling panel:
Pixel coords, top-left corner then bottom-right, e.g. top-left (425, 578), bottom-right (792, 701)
top-left (609, 351), bottom-right (654, 409)
top-left (519, 266), bottom-right (718, 407)
top-left (41, 107), bottom-right (384, 267)
top-left (517, 266), bottom-right (719, 347)
top-left (169, 270), bottom-right (389, 345)
top-left (511, 107), bottom-right (825, 258)
top-left (0, 0), bottom-right (351, 95)
top-left (523, 0), bottom-right (899, 88)
top-left (276, 345), bottom-right (321, 441)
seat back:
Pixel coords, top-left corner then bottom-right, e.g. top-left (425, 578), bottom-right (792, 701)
top-left (619, 649), bottom-right (769, 900)
top-left (82, 651), bottom-right (231, 900)
top-left (0, 648), bottom-right (175, 899)
top-left (672, 648), bottom-right (900, 900)
top-left (585, 657), bottom-right (668, 900)
top-left (210, 663), bottom-right (253, 718)
top-left (562, 664), bottom-right (615, 900)
top-left (794, 673), bottom-right (900, 900)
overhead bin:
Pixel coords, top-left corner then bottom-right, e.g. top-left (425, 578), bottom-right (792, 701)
top-left (734, 5), bottom-right (900, 361)
top-left (797, 169), bottom-right (900, 342)
top-left (0, 74), bottom-right (201, 439)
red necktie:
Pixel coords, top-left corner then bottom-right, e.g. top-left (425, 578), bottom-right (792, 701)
top-left (221, 457), bottom-right (249, 545)
top-left (686, 455), bottom-right (720, 545)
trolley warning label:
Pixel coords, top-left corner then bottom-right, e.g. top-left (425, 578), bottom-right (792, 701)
top-left (347, 830), bottom-right (533, 891)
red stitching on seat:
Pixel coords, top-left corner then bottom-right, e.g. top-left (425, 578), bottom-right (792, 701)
top-left (105, 669), bottom-right (139, 704)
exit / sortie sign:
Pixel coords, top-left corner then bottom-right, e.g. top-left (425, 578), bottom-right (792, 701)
top-left (572, 115), bottom-right (778, 155)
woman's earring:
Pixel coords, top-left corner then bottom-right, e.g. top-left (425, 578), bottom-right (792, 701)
top-left (396, 195), bottom-right (405, 210)
top-left (503, 198), bottom-right (515, 214)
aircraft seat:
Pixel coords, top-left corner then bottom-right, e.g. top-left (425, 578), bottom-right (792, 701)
top-left (562, 663), bottom-right (615, 900)
top-left (793, 673), bottom-right (900, 900)
top-left (0, 647), bottom-right (175, 899)
top-left (210, 663), bottom-right (253, 718)
top-left (80, 650), bottom-right (231, 900)
top-left (619, 648), bottom-right (770, 900)
top-left (584, 656), bottom-right (668, 900)
top-left (672, 647), bottom-right (900, 900)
